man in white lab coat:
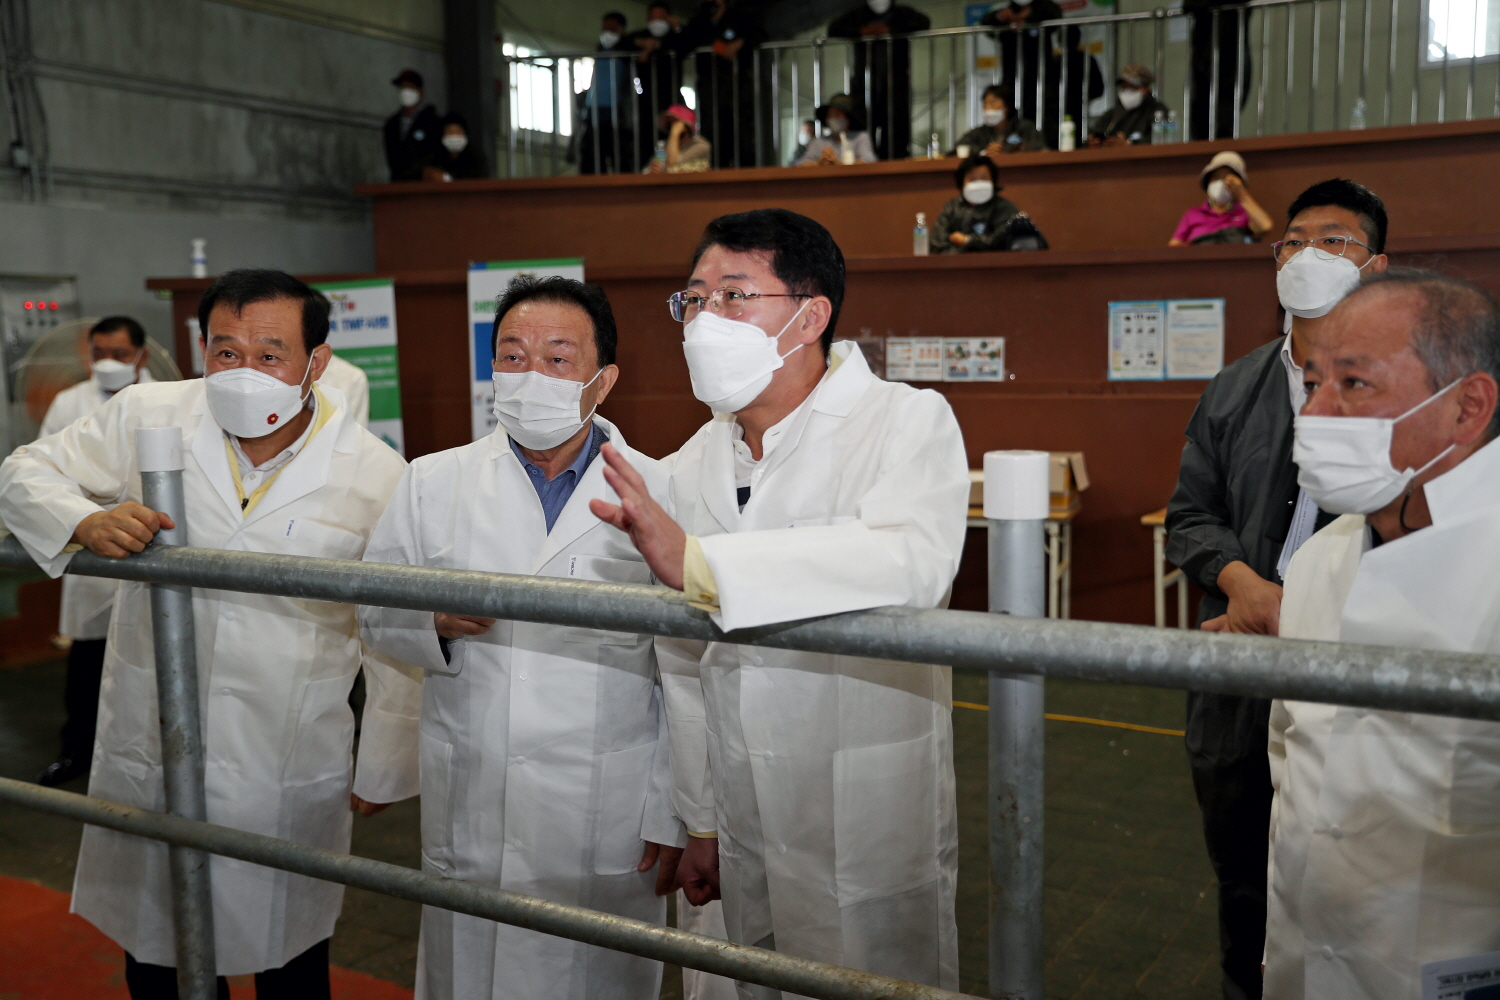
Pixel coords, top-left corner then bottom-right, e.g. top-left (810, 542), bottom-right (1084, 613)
top-left (1268, 268), bottom-right (1500, 999)
top-left (359, 275), bottom-right (686, 1000)
top-left (593, 208), bottom-right (970, 995)
top-left (34, 315), bottom-right (156, 787)
top-left (0, 269), bottom-right (421, 999)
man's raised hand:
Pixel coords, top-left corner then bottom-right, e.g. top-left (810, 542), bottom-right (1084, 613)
top-left (589, 443), bottom-right (688, 590)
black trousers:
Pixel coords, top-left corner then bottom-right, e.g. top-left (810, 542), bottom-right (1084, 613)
top-left (125, 938), bottom-right (331, 1000)
top-left (1188, 5), bottom-right (1252, 140)
top-left (1186, 692), bottom-right (1273, 1000)
top-left (60, 638), bottom-right (106, 762)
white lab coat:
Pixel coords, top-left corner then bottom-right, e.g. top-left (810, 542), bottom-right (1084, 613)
top-left (0, 379), bottom-right (422, 975)
top-left (1267, 436), bottom-right (1500, 1000)
top-left (660, 342), bottom-right (968, 994)
top-left (358, 416), bottom-right (686, 1000)
top-left (318, 353), bottom-right (370, 427)
top-left (38, 371), bottom-right (155, 639)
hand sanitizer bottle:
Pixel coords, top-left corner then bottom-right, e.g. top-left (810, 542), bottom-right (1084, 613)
top-left (914, 212), bottom-right (929, 256)
top-left (1058, 114), bottom-right (1076, 151)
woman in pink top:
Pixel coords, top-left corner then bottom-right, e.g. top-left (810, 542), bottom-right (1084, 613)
top-left (1169, 150), bottom-right (1274, 245)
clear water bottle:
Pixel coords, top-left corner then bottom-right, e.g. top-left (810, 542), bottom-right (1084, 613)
top-left (1165, 110), bottom-right (1179, 143)
top-left (913, 212), bottom-right (929, 256)
top-left (1058, 114), bottom-right (1076, 151)
top-left (190, 238), bottom-right (207, 279)
top-left (1151, 110), bottom-right (1166, 144)
top-left (928, 132), bottom-right (941, 159)
top-left (1350, 97), bottom-right (1367, 129)
top-left (653, 139), bottom-right (667, 168)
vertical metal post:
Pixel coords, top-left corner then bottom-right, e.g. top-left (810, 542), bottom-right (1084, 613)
top-left (1386, 0), bottom-right (1399, 124)
top-left (136, 427), bottom-right (216, 1000)
top-left (1311, 1), bottom-right (1322, 131)
top-left (984, 450), bottom-right (1049, 1000)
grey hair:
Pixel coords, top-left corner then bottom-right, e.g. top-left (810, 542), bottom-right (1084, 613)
top-left (1356, 267), bottom-right (1500, 438)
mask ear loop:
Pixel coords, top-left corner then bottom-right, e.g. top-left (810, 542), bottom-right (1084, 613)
top-left (772, 299), bottom-right (813, 361)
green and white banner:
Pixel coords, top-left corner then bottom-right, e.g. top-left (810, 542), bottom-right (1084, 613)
top-left (468, 258), bottom-right (586, 441)
top-left (315, 278), bottom-right (404, 455)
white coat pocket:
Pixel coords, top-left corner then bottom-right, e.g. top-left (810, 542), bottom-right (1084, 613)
top-left (282, 519), bottom-right (366, 561)
top-left (593, 740), bottom-right (657, 875)
top-left (568, 554), bottom-right (653, 585)
top-left (832, 734), bottom-right (941, 907)
top-left (419, 732), bottom-right (456, 873)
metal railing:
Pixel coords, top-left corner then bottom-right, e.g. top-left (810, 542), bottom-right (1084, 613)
top-left (500, 0), bottom-right (1500, 177)
top-left (5, 444), bottom-right (1500, 997)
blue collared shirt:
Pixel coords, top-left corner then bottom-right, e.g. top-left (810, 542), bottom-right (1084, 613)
top-left (510, 422), bottom-right (607, 532)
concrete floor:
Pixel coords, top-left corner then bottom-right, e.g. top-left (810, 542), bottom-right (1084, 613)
top-left (0, 658), bottom-right (1221, 999)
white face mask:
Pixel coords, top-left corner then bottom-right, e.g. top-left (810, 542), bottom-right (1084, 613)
top-left (963, 179), bottom-right (994, 205)
top-left (1276, 245), bottom-right (1371, 319)
top-left (1117, 87), bottom-right (1145, 111)
top-left (647, 18), bottom-right (670, 36)
top-left (204, 360), bottom-right (314, 440)
top-left (682, 301), bottom-right (810, 413)
top-left (600, 30), bottom-right (621, 47)
top-left (1206, 178), bottom-right (1233, 208)
top-left (982, 107), bottom-right (1007, 127)
top-left (92, 355), bottom-right (141, 392)
top-left (442, 134), bottom-right (468, 153)
top-left (492, 368), bottom-right (602, 450)
top-left (868, 0), bottom-right (893, 13)
top-left (399, 87), bottom-right (421, 108)
top-left (1293, 378), bottom-right (1463, 515)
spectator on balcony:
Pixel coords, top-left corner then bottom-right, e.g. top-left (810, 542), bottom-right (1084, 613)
top-left (1089, 63), bottom-right (1171, 146)
top-left (795, 93), bottom-right (877, 166)
top-left (982, 0), bottom-right (1102, 148)
top-left (1187, 0), bottom-right (1251, 140)
top-left (1170, 151), bottom-right (1274, 245)
top-left (952, 85), bottom-right (1047, 158)
top-left (578, 12), bottom-right (637, 174)
top-left (684, 0), bottom-right (767, 169)
top-left (828, 0), bottom-right (931, 160)
top-left (791, 118), bottom-right (816, 164)
top-left (645, 104), bottom-right (712, 173)
top-left (930, 153), bottom-right (1048, 253)
top-left (629, 3), bottom-right (692, 167)
top-left (422, 113), bottom-right (488, 181)
top-left (383, 68), bottom-right (442, 182)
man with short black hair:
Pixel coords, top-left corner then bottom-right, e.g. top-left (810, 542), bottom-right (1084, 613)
top-left (360, 275), bottom-right (684, 1000)
top-left (384, 67), bottom-right (443, 181)
top-left (33, 315), bottom-right (156, 788)
top-left (1166, 178), bottom-right (1389, 1000)
top-left (592, 209), bottom-right (969, 995)
top-left (1269, 268), bottom-right (1500, 998)
top-left (0, 268), bottom-right (421, 999)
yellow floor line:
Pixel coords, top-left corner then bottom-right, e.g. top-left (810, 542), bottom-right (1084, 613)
top-left (952, 701), bottom-right (1186, 737)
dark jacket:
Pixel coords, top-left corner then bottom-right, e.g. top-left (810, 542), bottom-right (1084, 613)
top-left (952, 118), bottom-right (1047, 154)
top-left (383, 104), bottom-right (443, 181)
top-left (422, 143), bottom-right (488, 180)
top-left (930, 195), bottom-right (1045, 253)
top-left (1089, 93), bottom-right (1172, 143)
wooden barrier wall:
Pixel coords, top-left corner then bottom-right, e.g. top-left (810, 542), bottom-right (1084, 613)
top-left (149, 234), bottom-right (1500, 624)
top-left (357, 121), bottom-right (1500, 269)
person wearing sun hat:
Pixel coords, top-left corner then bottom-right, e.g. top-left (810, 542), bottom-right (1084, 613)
top-left (1170, 150), bottom-right (1275, 245)
top-left (1089, 62), bottom-right (1172, 146)
top-left (645, 103), bottom-right (713, 173)
top-left (795, 93), bottom-right (877, 165)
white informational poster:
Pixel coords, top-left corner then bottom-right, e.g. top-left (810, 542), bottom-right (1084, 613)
top-left (1108, 300), bottom-right (1166, 380)
top-left (1422, 949), bottom-right (1500, 1000)
top-left (884, 337), bottom-right (915, 380)
top-left (943, 337), bottom-right (1006, 381)
top-left (313, 278), bottom-right (404, 455)
top-left (467, 258), bottom-right (585, 440)
top-left (883, 337), bottom-right (945, 382)
top-left (1165, 298), bottom-right (1226, 379)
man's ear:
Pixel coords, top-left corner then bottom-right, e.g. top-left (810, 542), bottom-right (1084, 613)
top-left (592, 364), bottom-right (620, 408)
top-left (1368, 253), bottom-right (1390, 275)
top-left (796, 297), bottom-right (832, 347)
top-left (1454, 372), bottom-right (1499, 447)
top-left (309, 343), bottom-right (332, 383)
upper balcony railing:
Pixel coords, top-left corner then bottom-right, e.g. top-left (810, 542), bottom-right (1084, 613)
top-left (498, 0), bottom-right (1500, 177)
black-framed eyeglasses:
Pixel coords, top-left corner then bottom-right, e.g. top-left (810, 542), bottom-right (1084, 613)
top-left (667, 287), bottom-right (811, 323)
top-left (1272, 234), bottom-right (1374, 264)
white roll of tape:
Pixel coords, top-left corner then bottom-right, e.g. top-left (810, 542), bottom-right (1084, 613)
top-left (983, 449), bottom-right (1050, 521)
top-left (135, 426), bottom-right (184, 474)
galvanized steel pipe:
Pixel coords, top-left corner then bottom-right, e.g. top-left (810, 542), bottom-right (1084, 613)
top-left (0, 778), bottom-right (976, 1000)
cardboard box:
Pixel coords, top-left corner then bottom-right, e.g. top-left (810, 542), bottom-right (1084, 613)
top-left (968, 453), bottom-right (1089, 513)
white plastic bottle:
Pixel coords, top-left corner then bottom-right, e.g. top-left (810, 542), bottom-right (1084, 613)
top-left (190, 238), bottom-right (207, 279)
top-left (839, 134), bottom-right (855, 165)
top-left (913, 213), bottom-right (929, 256)
top-left (1058, 114), bottom-right (1076, 151)
top-left (1350, 96), bottom-right (1367, 129)
top-left (928, 132), bottom-right (941, 159)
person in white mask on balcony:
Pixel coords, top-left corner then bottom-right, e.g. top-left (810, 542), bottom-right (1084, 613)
top-left (1268, 268), bottom-right (1500, 1000)
top-left (358, 275), bottom-right (687, 1000)
top-left (32, 315), bottom-right (156, 789)
top-left (591, 208), bottom-right (970, 997)
top-left (0, 268), bottom-right (420, 999)
top-left (1164, 178), bottom-right (1388, 1000)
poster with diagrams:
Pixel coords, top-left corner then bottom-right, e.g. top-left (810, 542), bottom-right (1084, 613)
top-left (1108, 301), bottom-right (1165, 380)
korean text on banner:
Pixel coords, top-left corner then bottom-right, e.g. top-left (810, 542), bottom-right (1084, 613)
top-left (468, 258), bottom-right (586, 441)
top-left (314, 278), bottom-right (404, 454)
